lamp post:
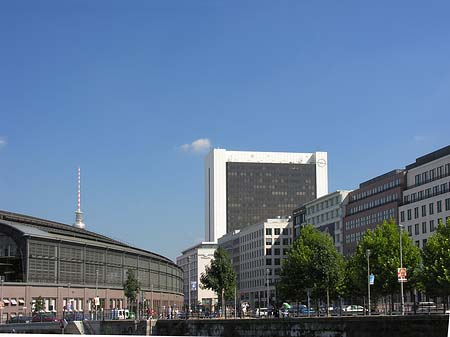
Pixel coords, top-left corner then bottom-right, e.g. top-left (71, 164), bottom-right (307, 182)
top-left (399, 225), bottom-right (405, 316)
top-left (266, 269), bottom-right (270, 310)
top-left (366, 249), bottom-right (371, 316)
top-left (187, 256), bottom-right (191, 319)
top-left (95, 269), bottom-right (99, 320)
top-left (1, 276), bottom-right (4, 324)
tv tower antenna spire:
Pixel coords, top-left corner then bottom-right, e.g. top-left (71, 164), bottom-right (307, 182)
top-left (74, 167), bottom-right (86, 229)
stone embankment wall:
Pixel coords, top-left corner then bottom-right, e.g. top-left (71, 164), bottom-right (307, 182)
top-left (155, 315), bottom-right (448, 337)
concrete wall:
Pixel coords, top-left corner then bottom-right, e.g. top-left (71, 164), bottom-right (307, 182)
top-left (155, 316), bottom-right (448, 337)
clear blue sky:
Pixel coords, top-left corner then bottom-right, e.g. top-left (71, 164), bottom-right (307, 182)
top-left (1, 1), bottom-right (449, 261)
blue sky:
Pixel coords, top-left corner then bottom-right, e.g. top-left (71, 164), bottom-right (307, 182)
top-left (1, 1), bottom-right (449, 260)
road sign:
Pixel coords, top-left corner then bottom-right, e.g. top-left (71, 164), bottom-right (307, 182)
top-left (398, 268), bottom-right (407, 282)
top-left (369, 274), bottom-right (375, 285)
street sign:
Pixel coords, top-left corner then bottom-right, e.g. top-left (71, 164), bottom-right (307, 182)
top-left (94, 296), bottom-right (100, 305)
top-left (369, 274), bottom-right (375, 285)
top-left (191, 281), bottom-right (197, 291)
top-left (398, 268), bottom-right (407, 282)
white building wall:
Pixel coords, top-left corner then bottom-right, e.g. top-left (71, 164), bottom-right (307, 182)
top-left (205, 149), bottom-right (328, 242)
top-left (304, 190), bottom-right (352, 254)
top-left (399, 154), bottom-right (450, 249)
top-left (176, 242), bottom-right (218, 310)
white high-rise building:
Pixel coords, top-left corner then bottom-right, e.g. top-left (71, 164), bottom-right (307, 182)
top-left (205, 149), bottom-right (328, 242)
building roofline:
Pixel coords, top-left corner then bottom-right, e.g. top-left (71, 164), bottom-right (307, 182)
top-left (359, 169), bottom-right (404, 188)
top-left (0, 210), bottom-right (178, 266)
top-left (406, 145), bottom-right (450, 170)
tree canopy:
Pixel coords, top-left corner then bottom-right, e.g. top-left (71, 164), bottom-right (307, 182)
top-left (420, 218), bottom-right (450, 298)
top-left (123, 269), bottom-right (140, 305)
top-left (34, 296), bottom-right (45, 313)
top-left (277, 224), bottom-right (344, 302)
top-left (200, 247), bottom-right (236, 312)
top-left (345, 219), bottom-right (421, 299)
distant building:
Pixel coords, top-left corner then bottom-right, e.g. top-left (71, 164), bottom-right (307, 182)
top-left (217, 230), bottom-right (241, 293)
top-left (236, 218), bottom-right (291, 310)
top-left (342, 170), bottom-right (406, 255)
top-left (399, 145), bottom-right (450, 249)
top-left (0, 210), bottom-right (183, 322)
top-left (292, 206), bottom-right (307, 242)
top-left (303, 190), bottom-right (352, 254)
top-left (176, 242), bottom-right (218, 312)
top-left (205, 149), bottom-right (328, 242)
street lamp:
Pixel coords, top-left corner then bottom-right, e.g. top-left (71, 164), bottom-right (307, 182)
top-left (95, 269), bottom-right (99, 320)
top-left (366, 249), bottom-right (371, 316)
top-left (187, 256), bottom-right (191, 319)
top-left (266, 269), bottom-right (270, 310)
top-left (399, 225), bottom-right (405, 315)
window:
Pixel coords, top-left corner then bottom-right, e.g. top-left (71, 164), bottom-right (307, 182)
top-left (414, 207), bottom-right (419, 219)
top-left (423, 239), bottom-right (427, 247)
top-left (446, 198), bottom-right (450, 211)
top-left (422, 222), bottom-right (427, 234)
top-left (282, 238), bottom-right (289, 246)
top-left (415, 240), bottom-right (420, 247)
top-left (407, 209), bottom-right (412, 221)
top-left (274, 248), bottom-right (280, 255)
top-left (283, 248), bottom-right (289, 255)
top-left (429, 203), bottom-right (434, 215)
top-left (274, 239), bottom-right (280, 245)
top-left (415, 224), bottom-right (419, 235)
top-left (430, 220), bottom-right (435, 232)
top-left (266, 228), bottom-right (272, 235)
top-left (266, 248), bottom-right (272, 255)
top-left (400, 211), bottom-right (405, 223)
top-left (437, 200), bottom-right (442, 213)
top-left (274, 258), bottom-right (281, 265)
top-left (421, 205), bottom-right (426, 217)
top-left (266, 259), bottom-right (272, 265)
top-left (282, 228), bottom-right (288, 235)
top-left (265, 238), bottom-right (272, 245)
top-left (274, 228), bottom-right (280, 235)
top-left (407, 225), bottom-right (412, 236)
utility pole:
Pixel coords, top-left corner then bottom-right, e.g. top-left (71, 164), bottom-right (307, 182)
top-left (399, 225), bottom-right (405, 315)
top-left (95, 269), bottom-right (99, 320)
top-left (187, 256), bottom-right (191, 319)
top-left (366, 249), bottom-right (371, 316)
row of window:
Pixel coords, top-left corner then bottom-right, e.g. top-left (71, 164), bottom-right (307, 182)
top-left (306, 196), bottom-right (341, 215)
top-left (347, 194), bottom-right (399, 215)
top-left (401, 198), bottom-right (450, 222)
top-left (307, 209), bottom-right (341, 225)
top-left (0, 298), bottom-right (25, 306)
top-left (345, 208), bottom-right (395, 230)
top-left (265, 248), bottom-right (289, 256)
top-left (265, 227), bottom-right (291, 236)
top-left (413, 164), bottom-right (450, 188)
top-left (407, 217), bottom-right (450, 237)
top-left (350, 179), bottom-right (402, 202)
top-left (403, 182), bottom-right (450, 204)
top-left (265, 237), bottom-right (291, 246)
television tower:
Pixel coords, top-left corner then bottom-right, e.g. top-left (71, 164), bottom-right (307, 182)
top-left (74, 167), bottom-right (86, 229)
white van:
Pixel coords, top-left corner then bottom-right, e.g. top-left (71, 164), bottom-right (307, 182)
top-left (110, 309), bottom-right (131, 320)
top-left (255, 308), bottom-right (269, 317)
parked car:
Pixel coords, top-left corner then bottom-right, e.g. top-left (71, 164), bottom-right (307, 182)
top-left (32, 313), bottom-right (59, 322)
top-left (343, 305), bottom-right (367, 314)
top-left (8, 316), bottom-right (32, 324)
top-left (416, 302), bottom-right (437, 313)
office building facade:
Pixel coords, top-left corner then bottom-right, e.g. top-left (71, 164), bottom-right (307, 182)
top-left (399, 145), bottom-right (450, 249)
top-left (205, 149), bottom-right (328, 242)
top-left (342, 170), bottom-right (406, 255)
top-left (176, 242), bottom-right (218, 312)
top-left (303, 190), bottom-right (352, 254)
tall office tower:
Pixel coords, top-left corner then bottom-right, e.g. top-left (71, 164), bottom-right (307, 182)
top-left (205, 149), bottom-right (328, 242)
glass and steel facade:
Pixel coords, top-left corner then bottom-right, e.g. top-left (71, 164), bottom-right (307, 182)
top-left (226, 162), bottom-right (316, 232)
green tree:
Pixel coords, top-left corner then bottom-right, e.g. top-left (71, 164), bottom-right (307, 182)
top-left (421, 218), bottom-right (450, 304)
top-left (347, 219), bottom-right (421, 309)
top-left (200, 247), bottom-right (236, 317)
top-left (33, 296), bottom-right (45, 313)
top-left (123, 269), bottom-right (140, 312)
top-left (277, 225), bottom-right (345, 309)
